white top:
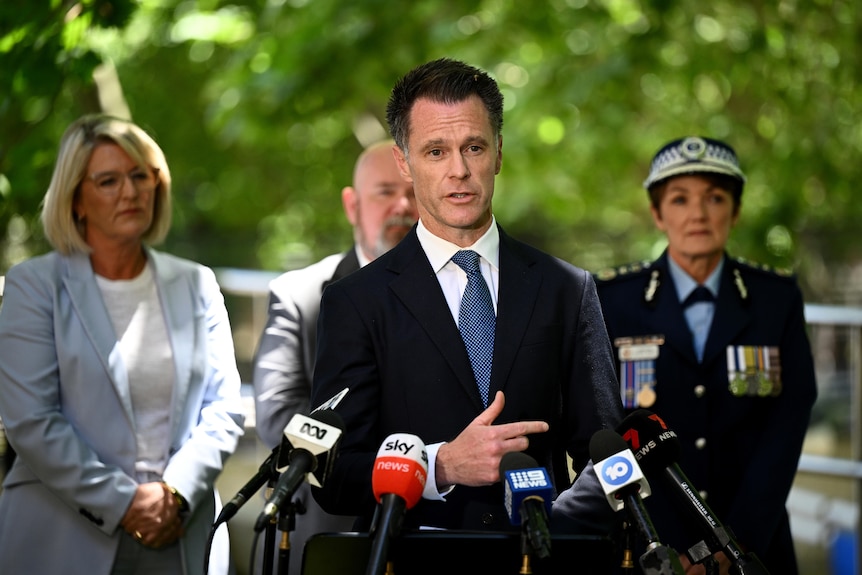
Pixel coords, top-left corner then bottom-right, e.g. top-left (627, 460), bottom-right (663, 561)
top-left (96, 262), bottom-right (175, 482)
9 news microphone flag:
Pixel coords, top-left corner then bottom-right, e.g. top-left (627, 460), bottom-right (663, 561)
top-left (500, 452), bottom-right (552, 560)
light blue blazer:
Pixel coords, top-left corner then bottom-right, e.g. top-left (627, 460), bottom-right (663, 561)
top-left (0, 248), bottom-right (245, 575)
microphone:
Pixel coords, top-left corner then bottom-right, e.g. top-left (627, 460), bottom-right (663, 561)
top-left (617, 409), bottom-right (770, 575)
top-left (365, 433), bottom-right (428, 575)
top-left (214, 443), bottom-right (279, 526)
top-left (500, 452), bottom-right (552, 560)
top-left (253, 410), bottom-right (345, 532)
top-left (590, 429), bottom-right (684, 575)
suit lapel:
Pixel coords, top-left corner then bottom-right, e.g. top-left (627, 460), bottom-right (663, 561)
top-left (388, 232), bottom-right (486, 410)
top-left (702, 260), bottom-right (751, 365)
top-left (647, 255), bottom-right (701, 365)
top-left (148, 249), bottom-right (191, 442)
top-left (63, 253), bottom-right (136, 422)
top-left (492, 231), bottom-right (540, 397)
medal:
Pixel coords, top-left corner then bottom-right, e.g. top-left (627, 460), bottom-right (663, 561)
top-left (757, 374), bottom-right (773, 396)
top-left (616, 337), bottom-right (663, 408)
top-left (729, 376), bottom-right (747, 397)
top-left (637, 385), bottom-right (656, 407)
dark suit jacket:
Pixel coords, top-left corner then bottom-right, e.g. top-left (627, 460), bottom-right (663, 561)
top-left (595, 251), bottom-right (817, 573)
top-left (310, 225), bottom-right (623, 531)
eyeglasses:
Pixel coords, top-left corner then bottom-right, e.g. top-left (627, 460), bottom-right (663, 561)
top-left (86, 167), bottom-right (159, 196)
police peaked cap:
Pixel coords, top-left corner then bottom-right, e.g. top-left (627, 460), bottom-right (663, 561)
top-left (643, 136), bottom-right (746, 190)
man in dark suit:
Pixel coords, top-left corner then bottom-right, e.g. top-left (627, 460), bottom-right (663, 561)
top-left (595, 136), bottom-right (817, 574)
top-left (309, 58), bottom-right (623, 534)
top-left (252, 140), bottom-right (417, 574)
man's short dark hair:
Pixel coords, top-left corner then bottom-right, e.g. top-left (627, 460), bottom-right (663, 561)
top-left (386, 58), bottom-right (504, 153)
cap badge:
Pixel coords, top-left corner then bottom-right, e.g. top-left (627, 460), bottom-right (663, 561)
top-left (680, 137), bottom-right (707, 159)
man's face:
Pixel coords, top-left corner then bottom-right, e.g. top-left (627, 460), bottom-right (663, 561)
top-left (393, 95), bottom-right (502, 247)
top-left (343, 145), bottom-right (418, 260)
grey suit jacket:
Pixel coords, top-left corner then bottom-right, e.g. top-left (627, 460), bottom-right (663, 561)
top-left (252, 249), bottom-right (360, 574)
top-left (0, 248), bottom-right (245, 575)
top-left (252, 249), bottom-right (359, 448)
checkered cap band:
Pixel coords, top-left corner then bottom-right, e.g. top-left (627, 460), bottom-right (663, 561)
top-left (643, 136), bottom-right (746, 189)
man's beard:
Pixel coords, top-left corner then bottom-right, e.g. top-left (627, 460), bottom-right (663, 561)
top-left (372, 216), bottom-right (417, 258)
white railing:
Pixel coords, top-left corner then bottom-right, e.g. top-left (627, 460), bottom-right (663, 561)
top-left (794, 304), bottom-right (862, 572)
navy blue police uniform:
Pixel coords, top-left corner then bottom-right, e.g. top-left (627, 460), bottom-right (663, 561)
top-left (594, 135), bottom-right (817, 574)
top-left (595, 252), bottom-right (817, 574)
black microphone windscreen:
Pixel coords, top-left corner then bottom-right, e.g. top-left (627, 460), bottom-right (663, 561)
top-left (616, 409), bottom-right (682, 475)
top-left (589, 428), bottom-right (630, 462)
top-left (499, 451), bottom-right (538, 475)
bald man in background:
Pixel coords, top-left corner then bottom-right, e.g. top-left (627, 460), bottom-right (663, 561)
top-left (252, 140), bottom-right (418, 573)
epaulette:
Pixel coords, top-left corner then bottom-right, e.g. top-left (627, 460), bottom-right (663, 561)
top-left (732, 257), bottom-right (796, 279)
top-left (593, 260), bottom-right (653, 283)
top-left (729, 257), bottom-right (796, 308)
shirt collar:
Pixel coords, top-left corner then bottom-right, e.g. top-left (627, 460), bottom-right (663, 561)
top-left (668, 254), bottom-right (724, 302)
top-left (354, 244), bottom-right (371, 268)
top-left (417, 216), bottom-right (500, 273)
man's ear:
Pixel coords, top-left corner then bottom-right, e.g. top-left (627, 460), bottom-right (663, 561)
top-left (393, 144), bottom-right (413, 182)
top-left (342, 186), bottom-right (359, 226)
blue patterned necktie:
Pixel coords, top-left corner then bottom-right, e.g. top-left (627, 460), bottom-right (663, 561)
top-left (451, 250), bottom-right (496, 406)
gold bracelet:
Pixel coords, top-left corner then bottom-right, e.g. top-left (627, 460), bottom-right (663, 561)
top-left (163, 482), bottom-right (189, 512)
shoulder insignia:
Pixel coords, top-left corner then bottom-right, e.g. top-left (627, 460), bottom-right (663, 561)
top-left (594, 260), bottom-right (652, 282)
top-left (732, 268), bottom-right (749, 304)
top-left (643, 269), bottom-right (660, 307)
top-left (732, 257), bottom-right (796, 279)
top-left (595, 267), bottom-right (617, 281)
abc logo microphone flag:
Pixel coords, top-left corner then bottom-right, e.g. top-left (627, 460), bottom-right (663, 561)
top-left (595, 443), bottom-right (650, 511)
top-left (277, 411), bottom-right (344, 487)
top-left (372, 433), bottom-right (428, 509)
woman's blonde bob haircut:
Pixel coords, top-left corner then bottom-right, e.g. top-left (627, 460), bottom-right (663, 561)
top-left (41, 114), bottom-right (172, 255)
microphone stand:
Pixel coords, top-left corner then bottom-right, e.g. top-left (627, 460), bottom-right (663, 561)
top-left (277, 498), bottom-right (304, 575)
top-left (261, 478), bottom-right (277, 575)
top-left (622, 496), bottom-right (685, 575)
top-left (259, 491), bottom-right (304, 575)
top-left (619, 520), bottom-right (635, 572)
top-left (366, 494), bottom-right (406, 575)
top-left (686, 540), bottom-right (719, 575)
top-left (639, 543), bottom-right (685, 575)
top-left (519, 525), bottom-right (534, 575)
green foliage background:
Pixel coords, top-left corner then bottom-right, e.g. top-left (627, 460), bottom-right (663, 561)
top-left (3, 0), bottom-right (861, 303)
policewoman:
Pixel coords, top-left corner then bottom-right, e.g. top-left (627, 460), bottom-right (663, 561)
top-left (595, 137), bottom-right (817, 574)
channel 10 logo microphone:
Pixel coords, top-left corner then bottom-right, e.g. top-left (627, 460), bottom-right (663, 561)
top-left (595, 446), bottom-right (651, 511)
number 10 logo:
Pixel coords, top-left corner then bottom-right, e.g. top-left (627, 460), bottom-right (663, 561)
top-left (601, 455), bottom-right (633, 486)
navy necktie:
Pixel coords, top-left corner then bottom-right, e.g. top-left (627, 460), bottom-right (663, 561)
top-left (683, 285), bottom-right (714, 362)
top-left (451, 250), bottom-right (495, 406)
top-left (683, 285), bottom-right (714, 308)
